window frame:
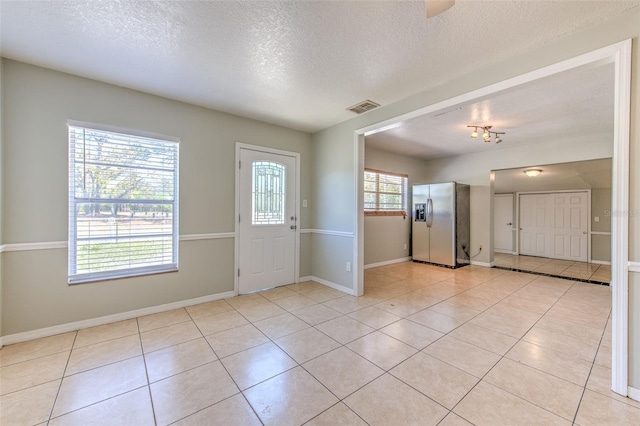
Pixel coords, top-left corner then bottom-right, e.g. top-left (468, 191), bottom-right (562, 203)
top-left (364, 168), bottom-right (408, 217)
top-left (67, 121), bottom-right (180, 284)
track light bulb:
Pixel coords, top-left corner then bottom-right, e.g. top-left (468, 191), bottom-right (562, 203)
top-left (467, 124), bottom-right (505, 144)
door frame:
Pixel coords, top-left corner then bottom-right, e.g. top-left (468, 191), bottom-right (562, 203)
top-left (515, 189), bottom-right (591, 261)
top-left (354, 40), bottom-right (631, 396)
top-left (234, 142), bottom-right (301, 295)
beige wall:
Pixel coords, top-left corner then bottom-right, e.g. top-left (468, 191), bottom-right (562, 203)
top-left (591, 188), bottom-right (612, 263)
top-left (363, 147), bottom-right (428, 266)
top-left (0, 59), bottom-right (4, 342)
top-left (311, 8), bottom-right (639, 387)
top-left (0, 59), bottom-right (312, 335)
top-left (420, 139), bottom-right (612, 264)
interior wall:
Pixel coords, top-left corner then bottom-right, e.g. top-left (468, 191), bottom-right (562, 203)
top-left (310, 8), bottom-right (639, 387)
top-left (1, 59), bottom-right (312, 336)
top-left (0, 59), bottom-right (4, 343)
top-left (363, 146), bottom-right (428, 266)
top-left (310, 124), bottom-right (355, 290)
top-left (628, 10), bottom-right (640, 390)
top-left (420, 138), bottom-right (612, 264)
top-left (495, 188), bottom-right (612, 263)
top-left (591, 188), bottom-right (612, 262)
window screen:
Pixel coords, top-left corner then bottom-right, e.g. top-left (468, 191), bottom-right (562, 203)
top-left (364, 168), bottom-right (408, 215)
top-left (68, 123), bottom-right (179, 283)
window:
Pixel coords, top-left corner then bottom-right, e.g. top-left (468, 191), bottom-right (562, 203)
top-left (364, 168), bottom-right (408, 216)
top-left (68, 123), bottom-right (179, 283)
top-left (252, 161), bottom-right (286, 225)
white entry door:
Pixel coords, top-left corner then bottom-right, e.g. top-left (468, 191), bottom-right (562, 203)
top-left (494, 194), bottom-right (514, 252)
top-left (519, 192), bottom-right (588, 262)
top-left (238, 147), bottom-right (297, 293)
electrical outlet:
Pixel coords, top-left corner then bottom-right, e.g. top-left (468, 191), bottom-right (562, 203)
top-left (303, 199), bottom-right (308, 208)
top-left (403, 243), bottom-right (407, 250)
top-left (479, 245), bottom-right (483, 250)
top-left (346, 261), bottom-right (351, 272)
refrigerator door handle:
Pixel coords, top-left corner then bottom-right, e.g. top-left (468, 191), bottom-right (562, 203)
top-left (426, 198), bottom-right (433, 228)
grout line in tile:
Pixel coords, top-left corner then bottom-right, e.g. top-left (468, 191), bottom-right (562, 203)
top-left (444, 278), bottom-right (578, 420)
top-left (47, 385), bottom-right (150, 424)
top-left (46, 331), bottom-right (78, 423)
top-left (139, 317), bottom-right (158, 426)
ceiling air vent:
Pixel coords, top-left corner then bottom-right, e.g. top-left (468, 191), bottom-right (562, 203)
top-left (347, 100), bottom-right (380, 114)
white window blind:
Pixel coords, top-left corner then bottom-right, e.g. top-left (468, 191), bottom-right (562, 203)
top-left (364, 169), bottom-right (408, 214)
top-left (68, 123), bottom-right (179, 283)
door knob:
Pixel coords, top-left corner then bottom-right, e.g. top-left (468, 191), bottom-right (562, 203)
top-left (290, 225), bottom-right (297, 230)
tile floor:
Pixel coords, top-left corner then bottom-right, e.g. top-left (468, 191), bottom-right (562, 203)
top-left (494, 253), bottom-right (611, 284)
top-left (1, 262), bottom-right (638, 425)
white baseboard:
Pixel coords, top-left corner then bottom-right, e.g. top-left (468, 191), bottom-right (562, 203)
top-left (591, 260), bottom-right (612, 265)
top-left (298, 276), bottom-right (313, 282)
top-left (494, 249), bottom-right (516, 254)
top-left (471, 261), bottom-right (495, 268)
top-left (364, 257), bottom-right (412, 270)
top-left (0, 290), bottom-right (236, 347)
top-left (306, 276), bottom-right (356, 296)
top-left (628, 386), bottom-right (640, 402)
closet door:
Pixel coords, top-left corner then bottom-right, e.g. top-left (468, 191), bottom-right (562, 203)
top-left (519, 194), bottom-right (548, 257)
top-left (519, 192), bottom-right (588, 261)
top-left (548, 192), bottom-right (588, 262)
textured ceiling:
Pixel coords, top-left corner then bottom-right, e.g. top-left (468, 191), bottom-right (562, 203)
top-left (1, 1), bottom-right (638, 132)
top-left (494, 158), bottom-right (612, 193)
top-left (365, 61), bottom-right (614, 160)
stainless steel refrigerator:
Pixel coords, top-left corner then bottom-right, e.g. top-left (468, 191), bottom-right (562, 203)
top-left (412, 182), bottom-right (470, 268)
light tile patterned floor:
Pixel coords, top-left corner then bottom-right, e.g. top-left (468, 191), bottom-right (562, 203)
top-left (1, 262), bottom-right (638, 425)
top-left (494, 253), bottom-right (611, 283)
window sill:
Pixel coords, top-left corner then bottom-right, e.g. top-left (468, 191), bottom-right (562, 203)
top-left (365, 211), bottom-right (407, 218)
top-left (68, 265), bottom-right (178, 284)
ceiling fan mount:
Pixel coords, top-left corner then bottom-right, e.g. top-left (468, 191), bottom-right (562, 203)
top-left (426, 0), bottom-right (455, 18)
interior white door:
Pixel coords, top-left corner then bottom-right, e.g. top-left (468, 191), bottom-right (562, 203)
top-left (548, 192), bottom-right (588, 261)
top-left (238, 148), bottom-right (297, 293)
top-left (519, 194), bottom-right (548, 257)
top-left (494, 194), bottom-right (514, 252)
top-left (519, 192), bottom-right (588, 262)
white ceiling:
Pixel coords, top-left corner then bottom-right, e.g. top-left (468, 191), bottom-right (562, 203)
top-left (1, 1), bottom-right (638, 133)
top-left (494, 158), bottom-right (612, 194)
top-left (365, 61), bottom-right (614, 160)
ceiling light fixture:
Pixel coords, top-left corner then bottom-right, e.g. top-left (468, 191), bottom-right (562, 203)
top-left (467, 125), bottom-right (505, 144)
top-left (524, 169), bottom-right (542, 177)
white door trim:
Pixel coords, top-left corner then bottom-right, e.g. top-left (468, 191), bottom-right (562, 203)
top-left (234, 143), bottom-right (301, 295)
top-left (354, 39), bottom-right (631, 396)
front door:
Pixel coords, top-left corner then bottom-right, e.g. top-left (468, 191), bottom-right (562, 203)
top-left (238, 147), bottom-right (297, 293)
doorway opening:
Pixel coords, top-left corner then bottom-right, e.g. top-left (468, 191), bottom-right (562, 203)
top-left (354, 40), bottom-right (631, 396)
top-left (493, 158), bottom-right (612, 284)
